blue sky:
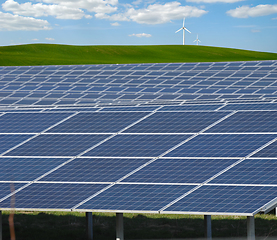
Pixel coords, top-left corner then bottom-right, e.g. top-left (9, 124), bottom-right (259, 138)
top-left (0, 0), bottom-right (277, 53)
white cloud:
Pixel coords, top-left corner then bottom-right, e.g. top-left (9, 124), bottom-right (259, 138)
top-left (101, 1), bottom-right (207, 24)
top-left (227, 4), bottom-right (277, 18)
top-left (272, 17), bottom-right (277, 20)
top-left (111, 22), bottom-right (120, 26)
top-left (40, 0), bottom-right (118, 14)
top-left (46, 37), bottom-right (55, 40)
top-left (186, 0), bottom-right (243, 3)
top-left (129, 33), bottom-right (152, 37)
top-left (0, 11), bottom-right (51, 31)
top-left (251, 29), bottom-right (260, 33)
top-left (32, 38), bottom-right (39, 40)
top-left (2, 0), bottom-right (92, 19)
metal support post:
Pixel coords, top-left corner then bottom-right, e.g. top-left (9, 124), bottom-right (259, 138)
top-left (204, 215), bottom-right (212, 239)
top-left (116, 213), bottom-right (124, 240)
top-left (247, 216), bottom-right (255, 240)
top-left (0, 211), bottom-right (2, 240)
top-left (86, 212), bottom-right (93, 240)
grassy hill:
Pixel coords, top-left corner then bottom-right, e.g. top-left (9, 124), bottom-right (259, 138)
top-left (0, 44), bottom-right (277, 66)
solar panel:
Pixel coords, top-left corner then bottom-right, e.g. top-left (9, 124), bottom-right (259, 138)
top-left (47, 112), bottom-right (148, 133)
top-left (0, 157), bottom-right (70, 181)
top-left (124, 112), bottom-right (229, 133)
top-left (76, 184), bottom-right (195, 212)
top-left (0, 134), bottom-right (33, 155)
top-left (5, 134), bottom-right (109, 157)
top-left (210, 158), bottom-right (277, 185)
top-left (163, 185), bottom-right (277, 215)
top-left (0, 183), bottom-right (108, 210)
top-left (165, 134), bottom-right (277, 158)
top-left (40, 158), bottom-right (150, 182)
top-left (0, 60), bottom-right (277, 217)
top-left (84, 134), bottom-right (191, 157)
top-left (122, 158), bottom-right (237, 183)
top-left (0, 113), bottom-right (72, 133)
top-left (0, 60), bottom-right (276, 108)
top-left (207, 111), bottom-right (277, 133)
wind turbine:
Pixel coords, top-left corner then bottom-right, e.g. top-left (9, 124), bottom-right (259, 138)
top-left (175, 18), bottom-right (191, 45)
top-left (194, 34), bottom-right (201, 45)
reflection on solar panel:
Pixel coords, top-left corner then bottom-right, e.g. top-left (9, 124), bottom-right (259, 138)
top-left (1, 60), bottom-right (277, 218)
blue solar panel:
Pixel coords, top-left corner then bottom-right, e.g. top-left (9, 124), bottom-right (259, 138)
top-left (0, 134), bottom-right (33, 155)
top-left (207, 111), bottom-right (277, 133)
top-left (124, 112), bottom-right (229, 133)
top-left (160, 105), bottom-right (223, 111)
top-left (84, 134), bottom-right (191, 157)
top-left (41, 158), bottom-right (149, 182)
top-left (0, 157), bottom-right (70, 181)
top-left (221, 103), bottom-right (277, 111)
top-left (123, 158), bottom-right (237, 183)
top-left (0, 183), bottom-right (26, 200)
top-left (5, 134), bottom-right (109, 157)
top-left (0, 113), bottom-right (72, 133)
top-left (166, 134), bottom-right (277, 158)
top-left (252, 140), bottom-right (277, 158)
top-left (164, 185), bottom-right (277, 214)
top-left (77, 184), bottom-right (194, 211)
top-left (211, 158), bottom-right (277, 185)
top-left (0, 183), bottom-right (107, 210)
top-left (48, 112), bottom-right (148, 133)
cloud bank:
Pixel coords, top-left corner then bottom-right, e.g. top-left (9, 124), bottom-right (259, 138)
top-left (227, 4), bottom-right (277, 18)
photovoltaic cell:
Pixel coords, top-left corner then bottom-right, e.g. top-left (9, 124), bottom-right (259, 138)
top-left (77, 184), bottom-right (194, 211)
top-left (124, 112), bottom-right (229, 133)
top-left (48, 112), bottom-right (148, 133)
top-left (84, 134), bottom-right (191, 157)
top-left (221, 103), bottom-right (277, 111)
top-left (164, 185), bottom-right (277, 214)
top-left (123, 158), bottom-right (237, 183)
top-left (0, 113), bottom-right (72, 133)
top-left (5, 134), bottom-right (109, 156)
top-left (40, 158), bottom-right (150, 182)
top-left (252, 140), bottom-right (277, 158)
top-left (160, 105), bottom-right (223, 111)
top-left (0, 183), bottom-right (107, 210)
top-left (0, 134), bottom-right (33, 155)
top-left (0, 157), bottom-right (70, 181)
top-left (0, 183), bottom-right (26, 200)
top-left (207, 111), bottom-right (277, 133)
top-left (211, 159), bottom-right (277, 185)
top-left (166, 134), bottom-right (277, 158)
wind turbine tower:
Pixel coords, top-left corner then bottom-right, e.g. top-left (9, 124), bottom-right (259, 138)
top-left (194, 34), bottom-right (201, 45)
top-left (175, 18), bottom-right (191, 45)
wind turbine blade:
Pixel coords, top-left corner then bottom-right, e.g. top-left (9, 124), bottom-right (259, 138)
top-left (183, 18), bottom-right (185, 28)
top-left (199, 40), bottom-right (201, 42)
top-left (185, 28), bottom-right (191, 33)
top-left (175, 28), bottom-right (182, 33)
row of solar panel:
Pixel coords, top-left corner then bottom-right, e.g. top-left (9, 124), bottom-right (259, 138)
top-left (1, 111), bottom-right (277, 133)
top-left (1, 181), bottom-right (276, 215)
top-left (1, 80), bottom-right (277, 94)
top-left (0, 96), bottom-right (276, 107)
top-left (1, 74), bottom-right (277, 81)
top-left (0, 133), bottom-right (276, 158)
top-left (1, 70), bottom-right (277, 80)
top-left (1, 156), bottom-right (277, 184)
top-left (2, 102), bottom-right (277, 112)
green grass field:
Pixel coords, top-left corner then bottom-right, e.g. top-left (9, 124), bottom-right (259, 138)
top-left (1, 211), bottom-right (277, 240)
top-left (0, 44), bottom-right (277, 66)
